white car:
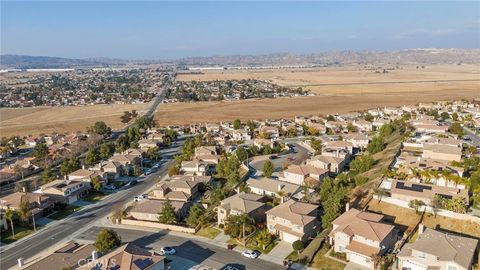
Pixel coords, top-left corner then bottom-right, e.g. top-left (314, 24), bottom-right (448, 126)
top-left (134, 196), bottom-right (144, 202)
top-left (241, 250), bottom-right (259, 259)
top-left (159, 247), bottom-right (176, 255)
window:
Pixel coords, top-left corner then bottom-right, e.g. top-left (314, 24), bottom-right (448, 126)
top-left (418, 252), bottom-right (425, 259)
top-left (447, 265), bottom-right (457, 270)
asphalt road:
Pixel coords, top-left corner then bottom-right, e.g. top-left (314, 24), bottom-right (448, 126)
top-left (463, 127), bottom-right (480, 147)
top-left (249, 142), bottom-right (310, 174)
top-left (0, 139), bottom-right (185, 269)
top-left (77, 226), bottom-right (280, 270)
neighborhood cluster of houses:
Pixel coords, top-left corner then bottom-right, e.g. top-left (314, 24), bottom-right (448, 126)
top-left (162, 79), bottom-right (311, 103)
top-left (1, 99), bottom-right (480, 270)
top-left (0, 69), bottom-right (168, 107)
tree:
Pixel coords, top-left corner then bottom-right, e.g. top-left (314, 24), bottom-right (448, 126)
top-left (60, 157), bottom-right (80, 176)
top-left (255, 229), bottom-right (273, 250)
top-left (449, 122), bottom-right (465, 137)
top-left (346, 123), bottom-right (358, 133)
top-left (310, 138), bottom-right (322, 155)
top-left (146, 147), bottom-right (160, 161)
top-left (168, 165), bottom-right (180, 177)
top-left (262, 145), bottom-right (273, 155)
top-left (440, 112), bottom-right (449, 121)
top-left (158, 200), bottom-right (177, 224)
top-left (99, 143), bottom-right (114, 160)
top-left (5, 208), bottom-right (15, 239)
top-left (350, 155), bottom-right (375, 175)
top-left (409, 199), bottom-right (425, 213)
top-left (373, 187), bottom-right (388, 202)
top-left (224, 214), bottom-right (255, 240)
top-left (14, 165), bottom-right (27, 180)
top-left (94, 228), bottom-right (121, 253)
top-left (85, 148), bottom-right (100, 166)
top-left (233, 119), bottom-right (241, 130)
top-left (111, 205), bottom-right (126, 224)
top-left (451, 112), bottom-right (458, 121)
top-left (120, 111), bottom-right (132, 124)
top-left (307, 126), bottom-right (320, 136)
top-left (32, 142), bottom-right (48, 162)
top-left (430, 195), bottom-right (443, 217)
top-left (367, 136), bottom-right (385, 154)
top-left (292, 240), bottom-right (304, 254)
top-left (186, 204), bottom-right (206, 228)
top-left (18, 199), bottom-right (31, 225)
top-left (90, 176), bottom-right (103, 192)
top-left (88, 121), bottom-right (111, 136)
top-left (236, 147), bottom-right (248, 161)
top-left (263, 161), bottom-right (274, 178)
top-left (41, 166), bottom-right (54, 184)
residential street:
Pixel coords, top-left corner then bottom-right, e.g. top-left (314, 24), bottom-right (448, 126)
top-left (0, 139), bottom-right (185, 270)
top-left (77, 226), bottom-right (281, 270)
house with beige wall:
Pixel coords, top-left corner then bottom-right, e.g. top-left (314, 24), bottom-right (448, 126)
top-left (266, 200), bottom-right (319, 243)
top-left (279, 165), bottom-right (329, 186)
top-left (397, 226), bottom-right (479, 270)
top-left (217, 193), bottom-right (267, 225)
top-left (328, 208), bottom-right (397, 269)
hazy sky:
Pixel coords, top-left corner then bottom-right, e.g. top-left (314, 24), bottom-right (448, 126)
top-left (1, 1), bottom-right (479, 59)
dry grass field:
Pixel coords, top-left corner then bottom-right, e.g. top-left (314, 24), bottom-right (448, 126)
top-left (0, 104), bottom-right (147, 137)
top-left (157, 64), bottom-right (480, 126)
top-left (367, 200), bottom-right (480, 238)
top-left (155, 86), bottom-right (479, 126)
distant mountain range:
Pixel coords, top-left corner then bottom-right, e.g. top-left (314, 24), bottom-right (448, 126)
top-left (2, 48), bottom-right (479, 69)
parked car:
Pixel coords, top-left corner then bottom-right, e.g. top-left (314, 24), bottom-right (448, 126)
top-left (222, 266), bottom-right (239, 270)
top-left (241, 250), bottom-right (259, 259)
top-left (145, 170), bottom-right (152, 175)
top-left (104, 184), bottom-right (116, 190)
top-left (134, 196), bottom-right (144, 202)
top-left (126, 179), bottom-right (138, 186)
top-left (152, 164), bottom-right (160, 169)
top-left (269, 155), bottom-right (278, 160)
top-left (141, 194), bottom-right (148, 198)
top-left (159, 247), bottom-right (176, 255)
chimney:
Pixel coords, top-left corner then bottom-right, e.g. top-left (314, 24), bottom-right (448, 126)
top-left (92, 251), bottom-right (98, 260)
top-left (82, 164), bottom-right (86, 170)
top-left (418, 224), bottom-right (425, 235)
top-left (22, 186), bottom-right (26, 193)
top-left (336, 150), bottom-right (340, 157)
top-left (18, 258), bottom-right (24, 267)
top-left (345, 202), bottom-right (350, 212)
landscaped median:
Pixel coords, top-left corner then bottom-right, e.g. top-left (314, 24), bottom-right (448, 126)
top-left (120, 218), bottom-right (197, 234)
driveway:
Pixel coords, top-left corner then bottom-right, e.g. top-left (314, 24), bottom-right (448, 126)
top-left (261, 240), bottom-right (293, 261)
top-left (344, 261), bottom-right (371, 270)
top-left (249, 143), bottom-right (310, 173)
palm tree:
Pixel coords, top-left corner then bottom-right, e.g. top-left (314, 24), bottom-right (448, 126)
top-left (5, 208), bottom-right (15, 239)
top-left (255, 229), bottom-right (273, 250)
top-left (373, 187), bottom-right (388, 203)
top-left (18, 199), bottom-right (32, 225)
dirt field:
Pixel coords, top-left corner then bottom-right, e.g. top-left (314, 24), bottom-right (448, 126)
top-left (177, 64), bottom-right (480, 94)
top-left (367, 200), bottom-right (480, 238)
top-left (154, 86), bottom-right (480, 126)
top-left (0, 104), bottom-right (148, 137)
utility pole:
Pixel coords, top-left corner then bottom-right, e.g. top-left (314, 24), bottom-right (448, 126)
top-left (32, 214), bottom-right (36, 232)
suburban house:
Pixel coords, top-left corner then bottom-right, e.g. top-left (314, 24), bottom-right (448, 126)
top-left (129, 199), bottom-right (190, 222)
top-left (422, 144), bottom-right (462, 162)
top-left (397, 225), bottom-right (479, 270)
top-left (324, 140), bottom-right (354, 155)
top-left (138, 139), bottom-right (159, 151)
top-left (260, 126), bottom-right (280, 139)
top-left (232, 129), bottom-right (252, 141)
top-left (217, 193), bottom-right (267, 225)
top-left (181, 160), bottom-right (216, 176)
top-left (390, 180), bottom-right (469, 206)
top-left (352, 120), bottom-right (374, 132)
top-left (23, 241), bottom-right (96, 270)
top-left (306, 155), bottom-right (348, 174)
top-left (194, 146), bottom-right (217, 156)
top-left (152, 178), bottom-right (202, 202)
top-left (328, 208), bottom-right (397, 269)
top-left (344, 133), bottom-right (371, 149)
top-left (266, 200), bottom-right (320, 243)
top-left (279, 165), bottom-right (329, 186)
top-left (0, 209), bottom-right (8, 231)
top-left (0, 192), bottom-right (54, 219)
top-left (34, 179), bottom-right (90, 204)
top-left (79, 243), bottom-right (165, 270)
top-left (68, 169), bottom-right (105, 182)
top-left (246, 177), bottom-right (301, 200)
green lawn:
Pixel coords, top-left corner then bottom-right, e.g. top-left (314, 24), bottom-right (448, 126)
top-left (49, 205), bottom-right (82, 220)
top-left (1, 225), bottom-right (35, 244)
top-left (82, 192), bottom-right (106, 203)
top-left (311, 247), bottom-right (346, 270)
top-left (195, 227), bottom-right (221, 239)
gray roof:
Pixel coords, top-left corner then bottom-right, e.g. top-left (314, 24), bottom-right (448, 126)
top-left (398, 228), bottom-right (478, 269)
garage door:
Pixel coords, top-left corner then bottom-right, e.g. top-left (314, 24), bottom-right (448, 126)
top-left (348, 252), bottom-right (371, 268)
top-left (282, 232), bottom-right (300, 243)
top-left (68, 195), bottom-right (78, 204)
